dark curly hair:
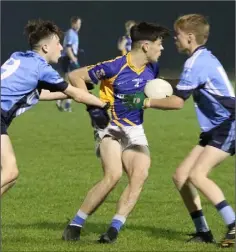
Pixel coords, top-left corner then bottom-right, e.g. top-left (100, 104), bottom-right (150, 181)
top-left (24, 19), bottom-right (63, 49)
top-left (130, 22), bottom-right (170, 45)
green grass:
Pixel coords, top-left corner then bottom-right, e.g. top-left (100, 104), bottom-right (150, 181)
top-left (1, 96), bottom-right (234, 252)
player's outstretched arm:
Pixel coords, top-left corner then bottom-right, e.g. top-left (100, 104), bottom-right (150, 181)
top-left (39, 89), bottom-right (68, 101)
top-left (68, 67), bottom-right (92, 91)
top-left (67, 66), bottom-right (110, 129)
top-left (63, 85), bottom-right (105, 108)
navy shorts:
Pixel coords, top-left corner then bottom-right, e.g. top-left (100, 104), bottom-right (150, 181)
top-left (1, 114), bottom-right (9, 135)
top-left (199, 119), bottom-right (235, 155)
top-left (59, 56), bottom-right (80, 73)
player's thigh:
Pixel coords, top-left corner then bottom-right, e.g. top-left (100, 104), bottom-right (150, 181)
top-left (99, 136), bottom-right (123, 177)
top-left (190, 119), bottom-right (235, 176)
top-left (190, 145), bottom-right (230, 177)
top-left (174, 145), bottom-right (205, 179)
top-left (208, 119), bottom-right (235, 156)
top-left (1, 134), bottom-right (17, 170)
top-left (122, 145), bottom-right (150, 179)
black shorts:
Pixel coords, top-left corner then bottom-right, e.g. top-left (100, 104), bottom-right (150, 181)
top-left (59, 56), bottom-right (80, 73)
top-left (199, 119), bottom-right (235, 155)
top-left (1, 114), bottom-right (9, 135)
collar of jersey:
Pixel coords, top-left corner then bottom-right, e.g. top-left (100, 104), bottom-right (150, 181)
top-left (126, 52), bottom-right (146, 75)
top-left (71, 28), bottom-right (78, 34)
top-left (26, 50), bottom-right (47, 63)
top-left (191, 45), bottom-right (206, 56)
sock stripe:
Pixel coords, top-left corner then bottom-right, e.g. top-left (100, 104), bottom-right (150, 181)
top-left (215, 200), bottom-right (228, 211)
top-left (190, 210), bottom-right (203, 219)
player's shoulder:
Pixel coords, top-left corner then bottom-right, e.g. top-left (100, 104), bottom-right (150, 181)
top-left (146, 62), bottom-right (159, 71)
top-left (66, 28), bottom-right (76, 36)
top-left (9, 51), bottom-right (45, 70)
top-left (99, 55), bottom-right (126, 72)
top-left (185, 47), bottom-right (220, 70)
top-left (103, 55), bottom-right (125, 64)
top-left (146, 62), bottom-right (159, 77)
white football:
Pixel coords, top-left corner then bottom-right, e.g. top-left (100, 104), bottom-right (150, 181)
top-left (144, 78), bottom-right (173, 99)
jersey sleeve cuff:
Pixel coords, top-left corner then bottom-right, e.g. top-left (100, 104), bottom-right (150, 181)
top-left (173, 88), bottom-right (193, 101)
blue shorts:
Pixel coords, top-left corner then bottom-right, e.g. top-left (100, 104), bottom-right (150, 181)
top-left (199, 119), bottom-right (235, 155)
top-left (59, 56), bottom-right (80, 73)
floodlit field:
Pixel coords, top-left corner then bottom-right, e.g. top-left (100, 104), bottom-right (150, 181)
top-left (2, 86), bottom-right (234, 252)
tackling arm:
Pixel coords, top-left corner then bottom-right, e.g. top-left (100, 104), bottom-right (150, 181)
top-left (67, 67), bottom-right (110, 129)
top-left (39, 90), bottom-right (68, 101)
top-left (68, 67), bottom-right (92, 91)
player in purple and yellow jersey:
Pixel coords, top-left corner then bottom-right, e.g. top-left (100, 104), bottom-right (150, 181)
top-left (62, 22), bottom-right (170, 243)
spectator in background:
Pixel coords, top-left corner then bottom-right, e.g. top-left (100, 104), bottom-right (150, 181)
top-left (56, 16), bottom-right (82, 112)
top-left (117, 20), bottom-right (136, 55)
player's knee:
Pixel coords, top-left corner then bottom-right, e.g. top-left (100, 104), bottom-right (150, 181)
top-left (188, 171), bottom-right (202, 186)
top-left (132, 167), bottom-right (149, 184)
top-left (9, 161), bottom-right (19, 179)
top-left (7, 166), bottom-right (19, 182)
top-left (104, 170), bottom-right (122, 186)
top-left (172, 172), bottom-right (187, 189)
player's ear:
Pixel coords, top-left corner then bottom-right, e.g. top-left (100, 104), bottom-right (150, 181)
top-left (188, 33), bottom-right (194, 44)
top-left (42, 44), bottom-right (49, 54)
top-left (142, 41), bottom-right (149, 53)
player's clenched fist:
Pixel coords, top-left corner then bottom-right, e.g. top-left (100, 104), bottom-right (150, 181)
top-left (87, 103), bottom-right (110, 129)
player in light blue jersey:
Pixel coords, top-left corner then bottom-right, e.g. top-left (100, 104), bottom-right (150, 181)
top-left (125, 14), bottom-right (235, 248)
top-left (56, 16), bottom-right (82, 112)
top-left (118, 20), bottom-right (136, 55)
top-left (1, 19), bottom-right (109, 197)
top-left (61, 22), bottom-right (170, 243)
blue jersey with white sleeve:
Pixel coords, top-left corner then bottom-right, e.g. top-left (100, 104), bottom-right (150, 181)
top-left (174, 46), bottom-right (235, 132)
top-left (1, 51), bottom-right (68, 124)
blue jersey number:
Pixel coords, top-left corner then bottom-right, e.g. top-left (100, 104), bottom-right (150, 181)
top-left (1, 58), bottom-right (21, 80)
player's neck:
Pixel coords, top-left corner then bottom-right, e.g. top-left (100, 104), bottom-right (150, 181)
top-left (129, 51), bottom-right (148, 69)
top-left (33, 50), bottom-right (49, 63)
top-left (188, 44), bottom-right (204, 56)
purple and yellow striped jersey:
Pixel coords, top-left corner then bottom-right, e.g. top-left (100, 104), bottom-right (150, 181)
top-left (88, 53), bottom-right (159, 126)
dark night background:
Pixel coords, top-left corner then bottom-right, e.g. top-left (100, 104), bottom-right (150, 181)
top-left (1, 1), bottom-right (235, 77)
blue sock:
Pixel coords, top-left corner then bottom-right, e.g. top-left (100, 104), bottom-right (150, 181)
top-left (110, 214), bottom-right (126, 232)
top-left (70, 210), bottom-right (88, 227)
top-left (190, 210), bottom-right (209, 232)
top-left (215, 200), bottom-right (235, 227)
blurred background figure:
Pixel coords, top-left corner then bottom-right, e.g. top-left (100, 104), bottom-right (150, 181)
top-left (117, 20), bottom-right (136, 55)
top-left (56, 16), bottom-right (82, 112)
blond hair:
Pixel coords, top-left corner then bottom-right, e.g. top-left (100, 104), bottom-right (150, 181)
top-left (174, 14), bottom-right (210, 44)
top-left (125, 20), bottom-right (136, 30)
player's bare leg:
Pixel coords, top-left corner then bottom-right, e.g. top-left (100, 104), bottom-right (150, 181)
top-left (188, 146), bottom-right (235, 247)
top-left (98, 145), bottom-right (150, 243)
top-left (62, 137), bottom-right (123, 241)
top-left (1, 135), bottom-right (19, 196)
top-left (173, 146), bottom-right (204, 213)
top-left (172, 145), bottom-right (215, 243)
top-left (79, 137), bottom-right (123, 214)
